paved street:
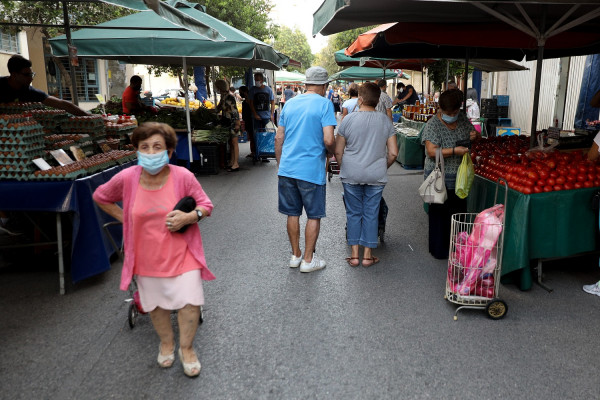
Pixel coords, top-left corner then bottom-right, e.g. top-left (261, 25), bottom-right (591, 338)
top-left (1, 142), bottom-right (600, 399)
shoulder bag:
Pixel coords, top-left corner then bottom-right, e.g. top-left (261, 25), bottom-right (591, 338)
top-left (418, 147), bottom-right (447, 204)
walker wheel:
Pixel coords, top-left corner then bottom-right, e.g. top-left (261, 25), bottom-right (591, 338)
top-left (378, 228), bottom-right (385, 243)
top-left (128, 302), bottom-right (138, 329)
top-left (199, 306), bottom-right (204, 324)
top-left (453, 315), bottom-right (458, 321)
top-left (328, 172), bottom-right (332, 182)
top-left (486, 298), bottom-right (508, 320)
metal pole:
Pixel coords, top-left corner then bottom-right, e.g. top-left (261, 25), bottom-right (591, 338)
top-left (183, 57), bottom-right (193, 163)
top-left (464, 49), bottom-right (470, 111)
top-left (530, 6), bottom-right (547, 148)
top-left (56, 213), bottom-right (65, 295)
top-left (421, 60), bottom-right (424, 101)
top-left (62, 1), bottom-right (79, 106)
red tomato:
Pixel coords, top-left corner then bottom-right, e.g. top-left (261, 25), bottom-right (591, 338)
top-left (522, 187), bottom-right (533, 195)
top-left (527, 171), bottom-right (540, 181)
top-left (584, 181), bottom-right (594, 188)
top-left (549, 171), bottom-right (559, 179)
top-left (553, 185), bottom-right (564, 191)
top-left (564, 182), bottom-right (574, 190)
top-left (543, 185), bottom-right (554, 192)
top-left (595, 180), bottom-right (600, 187)
top-left (577, 174), bottom-right (587, 182)
top-left (568, 167), bottom-right (578, 175)
top-left (578, 165), bottom-right (588, 173)
top-left (537, 180), bottom-right (546, 187)
top-left (567, 175), bottom-right (577, 183)
top-left (539, 170), bottom-right (549, 179)
top-left (546, 160), bottom-right (557, 169)
top-left (533, 186), bottom-right (543, 193)
top-left (588, 173), bottom-right (597, 181)
top-left (555, 176), bottom-right (566, 185)
top-left (574, 182), bottom-right (583, 189)
top-left (546, 178), bottom-right (556, 186)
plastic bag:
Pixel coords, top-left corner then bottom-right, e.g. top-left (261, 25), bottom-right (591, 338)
top-left (455, 153), bottom-right (475, 199)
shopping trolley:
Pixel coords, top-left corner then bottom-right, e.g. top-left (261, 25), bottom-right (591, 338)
top-left (445, 178), bottom-right (509, 320)
top-left (102, 221), bottom-right (204, 329)
top-left (327, 155), bottom-right (340, 182)
top-left (254, 127), bottom-right (276, 164)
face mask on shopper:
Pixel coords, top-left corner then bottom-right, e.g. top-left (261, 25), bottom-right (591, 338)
top-left (137, 150), bottom-right (169, 175)
top-left (441, 113), bottom-right (459, 124)
top-left (399, 88), bottom-right (404, 93)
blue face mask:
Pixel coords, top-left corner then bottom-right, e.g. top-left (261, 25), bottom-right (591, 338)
top-left (137, 150), bottom-right (169, 175)
top-left (442, 113), bottom-right (458, 124)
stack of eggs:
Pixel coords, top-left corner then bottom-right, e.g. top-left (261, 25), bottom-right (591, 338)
top-left (0, 114), bottom-right (45, 181)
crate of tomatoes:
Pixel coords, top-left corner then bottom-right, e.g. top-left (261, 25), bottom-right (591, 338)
top-left (472, 136), bottom-right (599, 195)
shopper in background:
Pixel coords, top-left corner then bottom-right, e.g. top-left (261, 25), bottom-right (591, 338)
top-left (447, 81), bottom-right (459, 91)
top-left (421, 89), bottom-right (479, 259)
top-left (466, 88), bottom-right (481, 133)
top-left (239, 86), bottom-right (255, 159)
top-left (331, 87), bottom-right (342, 116)
top-left (0, 55), bottom-right (89, 116)
top-left (582, 89), bottom-right (600, 296)
top-left (248, 72), bottom-right (275, 130)
top-left (215, 79), bottom-right (241, 172)
top-left (93, 122), bottom-right (214, 378)
top-left (275, 66), bottom-right (337, 273)
top-left (335, 82), bottom-right (398, 267)
top-left (341, 83), bottom-right (359, 121)
top-left (283, 85), bottom-right (295, 105)
top-left (375, 79), bottom-right (393, 121)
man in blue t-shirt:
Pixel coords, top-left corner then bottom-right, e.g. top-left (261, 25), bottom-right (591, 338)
top-left (248, 72), bottom-right (275, 130)
top-left (275, 66), bottom-right (337, 273)
top-left (0, 55), bottom-right (88, 115)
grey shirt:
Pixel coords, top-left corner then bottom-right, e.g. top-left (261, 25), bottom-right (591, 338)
top-left (375, 91), bottom-right (393, 115)
top-left (337, 111), bottom-right (395, 185)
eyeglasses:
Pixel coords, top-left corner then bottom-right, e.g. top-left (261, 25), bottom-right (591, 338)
top-left (20, 72), bottom-right (36, 78)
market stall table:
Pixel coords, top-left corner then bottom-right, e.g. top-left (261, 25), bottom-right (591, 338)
top-left (396, 116), bottom-right (426, 169)
top-left (0, 162), bottom-right (134, 294)
top-left (467, 175), bottom-right (599, 290)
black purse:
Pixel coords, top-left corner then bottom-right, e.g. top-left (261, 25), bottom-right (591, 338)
top-left (173, 196), bottom-right (196, 233)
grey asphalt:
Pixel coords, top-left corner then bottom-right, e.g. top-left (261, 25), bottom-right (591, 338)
top-left (1, 142), bottom-right (600, 400)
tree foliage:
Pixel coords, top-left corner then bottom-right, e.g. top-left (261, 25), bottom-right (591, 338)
top-left (331, 26), bottom-right (374, 51)
top-left (313, 38), bottom-right (342, 76)
top-left (426, 59), bottom-right (472, 91)
top-left (272, 26), bottom-right (313, 73)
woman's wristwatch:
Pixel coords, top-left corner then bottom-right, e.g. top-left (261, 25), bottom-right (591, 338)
top-left (196, 209), bottom-right (203, 221)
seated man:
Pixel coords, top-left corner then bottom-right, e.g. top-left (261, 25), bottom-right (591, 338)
top-left (122, 75), bottom-right (151, 115)
top-left (0, 55), bottom-right (88, 115)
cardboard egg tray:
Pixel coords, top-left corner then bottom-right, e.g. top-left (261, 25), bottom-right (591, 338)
top-left (0, 102), bottom-right (44, 114)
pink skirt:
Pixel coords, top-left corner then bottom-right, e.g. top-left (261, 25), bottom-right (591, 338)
top-left (136, 269), bottom-right (204, 312)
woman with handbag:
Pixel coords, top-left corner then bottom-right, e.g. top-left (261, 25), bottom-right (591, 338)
top-left (421, 89), bottom-right (480, 259)
top-left (335, 82), bottom-right (398, 267)
top-left (93, 122), bottom-right (214, 377)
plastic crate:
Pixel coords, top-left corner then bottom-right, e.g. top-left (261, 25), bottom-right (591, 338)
top-left (192, 144), bottom-right (219, 174)
top-left (493, 95), bottom-right (510, 107)
top-left (238, 131), bottom-right (248, 143)
top-left (497, 106), bottom-right (509, 118)
top-left (497, 118), bottom-right (512, 127)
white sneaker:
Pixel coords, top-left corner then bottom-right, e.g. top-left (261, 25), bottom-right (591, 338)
top-left (583, 280), bottom-right (600, 296)
top-left (289, 254), bottom-right (302, 268)
top-left (300, 256), bottom-right (326, 273)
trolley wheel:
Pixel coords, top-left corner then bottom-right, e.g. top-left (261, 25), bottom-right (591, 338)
top-left (486, 299), bottom-right (508, 320)
top-left (128, 302), bottom-right (138, 329)
top-left (199, 306), bottom-right (204, 324)
top-left (328, 172), bottom-right (332, 182)
top-left (378, 227), bottom-right (385, 243)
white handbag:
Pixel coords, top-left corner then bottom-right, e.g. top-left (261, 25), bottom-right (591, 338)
top-left (418, 147), bottom-right (447, 204)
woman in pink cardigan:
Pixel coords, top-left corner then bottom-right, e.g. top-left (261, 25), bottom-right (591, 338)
top-left (93, 122), bottom-right (214, 378)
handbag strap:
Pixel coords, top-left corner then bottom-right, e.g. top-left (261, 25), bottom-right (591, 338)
top-left (434, 147), bottom-right (445, 193)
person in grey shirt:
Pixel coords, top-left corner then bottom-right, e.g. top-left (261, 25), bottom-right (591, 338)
top-left (375, 79), bottom-right (393, 121)
top-left (335, 82), bottom-right (398, 267)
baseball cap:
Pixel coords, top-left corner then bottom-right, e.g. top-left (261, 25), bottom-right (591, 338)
top-left (304, 66), bottom-right (330, 85)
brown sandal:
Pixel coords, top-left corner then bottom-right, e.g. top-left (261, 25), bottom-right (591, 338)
top-left (345, 257), bottom-right (360, 267)
top-left (362, 256), bottom-right (380, 267)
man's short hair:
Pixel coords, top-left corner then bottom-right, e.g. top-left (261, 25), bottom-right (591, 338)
top-left (439, 89), bottom-right (463, 112)
top-left (377, 79), bottom-right (387, 89)
top-left (130, 75), bottom-right (142, 84)
top-left (348, 83), bottom-right (359, 97)
top-left (359, 82), bottom-right (381, 107)
top-left (254, 72), bottom-right (264, 80)
top-left (396, 82), bottom-right (406, 90)
top-left (7, 55), bottom-right (32, 74)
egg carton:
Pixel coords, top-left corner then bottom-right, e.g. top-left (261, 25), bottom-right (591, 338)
top-left (0, 102), bottom-right (45, 114)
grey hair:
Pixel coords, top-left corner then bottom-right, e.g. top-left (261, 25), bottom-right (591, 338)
top-left (466, 88), bottom-right (478, 102)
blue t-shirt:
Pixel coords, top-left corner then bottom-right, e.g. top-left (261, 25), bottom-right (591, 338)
top-left (342, 98), bottom-right (359, 115)
top-left (0, 76), bottom-right (48, 103)
top-left (278, 94), bottom-right (337, 185)
top-left (249, 84), bottom-right (274, 120)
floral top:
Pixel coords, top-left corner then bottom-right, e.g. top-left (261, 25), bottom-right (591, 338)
top-left (421, 112), bottom-right (474, 189)
top-left (217, 93), bottom-right (239, 131)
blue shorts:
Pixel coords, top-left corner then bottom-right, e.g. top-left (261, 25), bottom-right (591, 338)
top-left (278, 176), bottom-right (326, 219)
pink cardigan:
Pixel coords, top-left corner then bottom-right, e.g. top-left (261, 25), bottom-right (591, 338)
top-left (93, 165), bottom-right (215, 290)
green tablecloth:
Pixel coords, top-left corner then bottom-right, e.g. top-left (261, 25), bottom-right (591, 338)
top-left (396, 117), bottom-right (426, 169)
top-left (467, 175), bottom-right (599, 290)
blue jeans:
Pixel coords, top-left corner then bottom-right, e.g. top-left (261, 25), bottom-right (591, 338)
top-left (279, 176), bottom-right (326, 219)
top-left (343, 183), bottom-right (385, 248)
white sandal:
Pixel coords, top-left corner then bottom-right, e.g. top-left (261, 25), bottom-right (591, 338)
top-left (157, 343), bottom-right (175, 368)
top-left (178, 348), bottom-right (201, 377)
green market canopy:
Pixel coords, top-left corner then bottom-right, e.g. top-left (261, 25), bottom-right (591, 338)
top-left (329, 66), bottom-right (400, 81)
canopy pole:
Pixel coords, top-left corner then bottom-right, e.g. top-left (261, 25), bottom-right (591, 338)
top-left (62, 1), bottom-right (79, 106)
top-left (420, 60), bottom-right (424, 101)
top-left (446, 60), bottom-right (449, 90)
top-left (183, 57), bottom-right (193, 163)
top-left (530, 6), bottom-right (547, 148)
top-left (464, 48), bottom-right (470, 111)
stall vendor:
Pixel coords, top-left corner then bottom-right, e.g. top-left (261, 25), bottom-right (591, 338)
top-left (0, 55), bottom-right (89, 116)
top-left (122, 75), bottom-right (153, 115)
top-left (393, 82), bottom-right (419, 106)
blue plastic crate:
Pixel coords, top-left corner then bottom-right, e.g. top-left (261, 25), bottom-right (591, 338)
top-left (238, 131), bottom-right (248, 143)
top-left (497, 118), bottom-right (512, 127)
top-left (493, 95), bottom-right (509, 107)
